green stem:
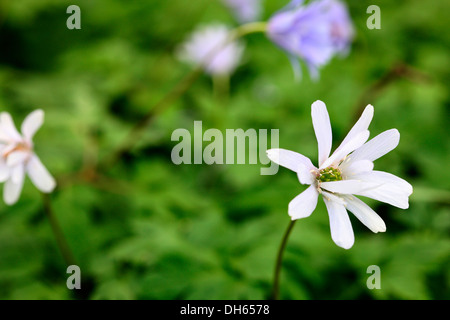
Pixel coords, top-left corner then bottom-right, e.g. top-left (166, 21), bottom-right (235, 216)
top-left (271, 219), bottom-right (297, 300)
top-left (229, 21), bottom-right (268, 40)
top-left (212, 73), bottom-right (229, 130)
top-left (42, 193), bottom-right (77, 266)
top-left (213, 73), bottom-right (229, 105)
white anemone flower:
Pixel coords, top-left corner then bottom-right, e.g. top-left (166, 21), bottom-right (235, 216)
top-left (176, 24), bottom-right (245, 76)
top-left (267, 100), bottom-right (413, 249)
top-left (0, 109), bottom-right (56, 205)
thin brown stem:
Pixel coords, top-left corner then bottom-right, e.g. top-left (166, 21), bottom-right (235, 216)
top-left (352, 62), bottom-right (431, 123)
top-left (101, 67), bottom-right (203, 168)
top-left (99, 22), bottom-right (268, 169)
top-left (42, 193), bottom-right (77, 266)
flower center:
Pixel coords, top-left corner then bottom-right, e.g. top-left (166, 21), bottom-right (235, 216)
top-left (317, 166), bottom-right (342, 182)
top-left (2, 142), bottom-right (31, 159)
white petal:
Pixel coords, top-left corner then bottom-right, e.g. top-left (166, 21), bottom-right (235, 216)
top-left (21, 109), bottom-right (44, 141)
top-left (323, 197), bottom-right (354, 249)
top-left (321, 190), bottom-right (346, 205)
top-left (3, 176), bottom-right (24, 205)
top-left (296, 163), bottom-right (315, 185)
top-left (288, 185), bottom-right (319, 220)
top-left (340, 159), bottom-right (374, 177)
top-left (350, 129), bottom-right (400, 162)
top-left (11, 165), bottom-right (24, 185)
top-left (373, 171), bottom-right (413, 194)
top-left (0, 130), bottom-right (12, 143)
top-left (335, 105), bottom-right (374, 154)
top-left (341, 195), bottom-right (386, 233)
top-left (266, 148), bottom-right (315, 174)
top-left (0, 112), bottom-right (22, 142)
top-left (311, 100), bottom-right (332, 167)
top-left (320, 179), bottom-right (380, 194)
top-left (0, 161), bottom-right (10, 182)
top-left (321, 130), bottom-right (369, 169)
top-left (353, 171), bottom-right (412, 209)
top-left (6, 151), bottom-right (29, 167)
top-left (26, 155), bottom-right (56, 193)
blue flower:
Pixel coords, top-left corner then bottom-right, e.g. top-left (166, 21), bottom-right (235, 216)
top-left (267, 0), bottom-right (354, 80)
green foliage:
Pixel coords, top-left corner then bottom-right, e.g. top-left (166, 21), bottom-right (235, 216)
top-left (0, 0), bottom-right (448, 300)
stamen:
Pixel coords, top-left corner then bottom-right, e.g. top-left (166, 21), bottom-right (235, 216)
top-left (317, 166), bottom-right (343, 183)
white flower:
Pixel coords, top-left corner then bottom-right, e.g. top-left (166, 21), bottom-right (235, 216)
top-left (176, 24), bottom-right (245, 76)
top-left (267, 100), bottom-right (413, 249)
top-left (0, 109), bottom-right (56, 205)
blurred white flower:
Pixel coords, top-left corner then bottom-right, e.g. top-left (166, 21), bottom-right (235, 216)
top-left (0, 109), bottom-right (56, 205)
top-left (222, 0), bottom-right (263, 23)
top-left (176, 24), bottom-right (245, 76)
top-left (267, 101), bottom-right (412, 249)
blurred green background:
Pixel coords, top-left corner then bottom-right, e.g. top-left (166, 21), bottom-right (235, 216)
top-left (0, 0), bottom-right (449, 300)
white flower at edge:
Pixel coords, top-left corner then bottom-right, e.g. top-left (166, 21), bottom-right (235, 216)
top-left (267, 100), bottom-right (413, 249)
top-left (0, 109), bottom-right (56, 205)
top-left (176, 24), bottom-right (245, 76)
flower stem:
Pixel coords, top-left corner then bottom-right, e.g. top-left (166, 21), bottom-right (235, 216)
top-left (271, 219), bottom-right (297, 300)
top-left (102, 65), bottom-right (203, 167)
top-left (42, 193), bottom-right (77, 267)
top-left (229, 21), bottom-right (268, 40)
top-left (100, 22), bottom-right (268, 169)
top-left (213, 73), bottom-right (230, 105)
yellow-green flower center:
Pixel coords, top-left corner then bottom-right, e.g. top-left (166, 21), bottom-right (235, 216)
top-left (318, 166), bottom-right (342, 182)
